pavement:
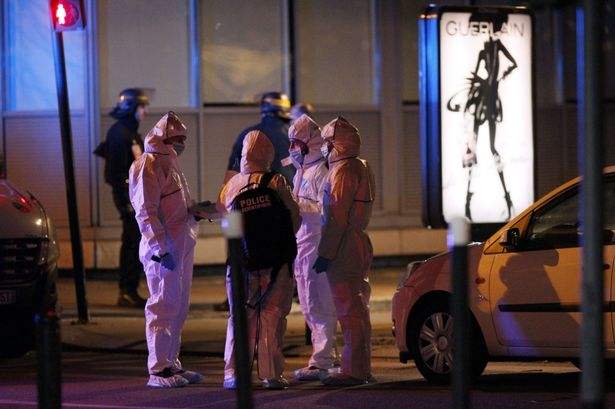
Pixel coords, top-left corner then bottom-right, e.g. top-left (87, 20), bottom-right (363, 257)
top-left (57, 268), bottom-right (400, 354)
top-left (2, 268), bottom-right (615, 408)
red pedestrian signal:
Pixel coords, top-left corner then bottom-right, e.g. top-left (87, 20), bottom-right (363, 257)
top-left (50, 0), bottom-right (85, 31)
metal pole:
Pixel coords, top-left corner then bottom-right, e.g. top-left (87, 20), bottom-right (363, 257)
top-left (222, 212), bottom-right (253, 409)
top-left (577, 1), bottom-right (605, 408)
top-left (51, 31), bottom-right (89, 323)
top-left (36, 311), bottom-right (62, 409)
top-left (450, 218), bottom-right (470, 409)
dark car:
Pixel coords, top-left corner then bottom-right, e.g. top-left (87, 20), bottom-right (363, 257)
top-left (0, 179), bottom-right (59, 357)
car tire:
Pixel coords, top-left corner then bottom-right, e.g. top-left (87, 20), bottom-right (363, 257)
top-left (408, 296), bottom-right (488, 384)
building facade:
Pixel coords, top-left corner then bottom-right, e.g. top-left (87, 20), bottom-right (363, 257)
top-left (1, 0), bottom-right (614, 268)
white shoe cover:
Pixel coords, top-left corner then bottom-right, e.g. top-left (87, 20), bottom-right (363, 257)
top-left (175, 369), bottom-right (204, 384)
top-left (294, 366), bottom-right (328, 381)
top-left (262, 377), bottom-right (290, 390)
top-left (147, 374), bottom-right (189, 388)
top-left (223, 378), bottom-right (236, 390)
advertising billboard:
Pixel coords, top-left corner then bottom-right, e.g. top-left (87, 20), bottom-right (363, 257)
top-left (419, 7), bottom-right (535, 228)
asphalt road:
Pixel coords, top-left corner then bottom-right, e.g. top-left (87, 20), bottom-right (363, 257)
top-left (2, 272), bottom-right (615, 408)
top-left (2, 349), bottom-right (615, 409)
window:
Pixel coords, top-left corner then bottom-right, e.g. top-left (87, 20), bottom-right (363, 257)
top-left (98, 0), bottom-right (190, 108)
top-left (526, 178), bottom-right (615, 249)
top-left (200, 0), bottom-right (287, 104)
top-left (526, 189), bottom-right (579, 249)
top-left (294, 0), bottom-right (374, 105)
top-left (5, 0), bottom-right (85, 111)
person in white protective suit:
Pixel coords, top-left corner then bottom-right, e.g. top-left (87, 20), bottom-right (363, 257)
top-left (128, 112), bottom-right (203, 388)
top-left (288, 114), bottom-right (339, 380)
top-left (313, 116), bottom-right (376, 386)
top-left (217, 130), bottom-right (301, 390)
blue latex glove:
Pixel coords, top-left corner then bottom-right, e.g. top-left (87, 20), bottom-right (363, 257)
top-left (160, 253), bottom-right (176, 271)
top-left (313, 256), bottom-right (331, 274)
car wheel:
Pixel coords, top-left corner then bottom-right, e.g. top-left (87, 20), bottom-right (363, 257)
top-left (408, 297), bottom-right (488, 384)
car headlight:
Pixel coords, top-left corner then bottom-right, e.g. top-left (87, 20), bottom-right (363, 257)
top-left (397, 261), bottom-right (423, 288)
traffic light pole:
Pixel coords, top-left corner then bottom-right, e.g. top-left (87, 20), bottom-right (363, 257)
top-left (51, 31), bottom-right (89, 324)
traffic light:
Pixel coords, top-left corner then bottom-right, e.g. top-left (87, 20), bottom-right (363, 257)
top-left (50, 0), bottom-right (85, 32)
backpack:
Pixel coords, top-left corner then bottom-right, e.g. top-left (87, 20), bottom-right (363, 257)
top-left (93, 140), bottom-right (107, 159)
top-left (231, 172), bottom-right (297, 273)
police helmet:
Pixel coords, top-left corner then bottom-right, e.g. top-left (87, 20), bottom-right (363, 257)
top-left (110, 88), bottom-right (150, 119)
top-left (260, 92), bottom-right (291, 120)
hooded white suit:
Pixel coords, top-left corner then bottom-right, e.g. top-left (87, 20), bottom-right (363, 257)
top-left (289, 115), bottom-right (338, 372)
top-left (217, 130), bottom-right (301, 384)
top-left (128, 113), bottom-right (198, 379)
top-left (319, 117), bottom-right (375, 382)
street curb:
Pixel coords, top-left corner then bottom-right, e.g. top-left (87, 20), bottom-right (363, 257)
top-left (58, 254), bottom-right (434, 281)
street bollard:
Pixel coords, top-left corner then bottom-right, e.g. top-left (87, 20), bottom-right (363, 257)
top-left (36, 310), bottom-right (62, 409)
top-left (577, 1), bottom-right (605, 408)
top-left (449, 218), bottom-right (470, 409)
top-left (222, 211), bottom-right (253, 409)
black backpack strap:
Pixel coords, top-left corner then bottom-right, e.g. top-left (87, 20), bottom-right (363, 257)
top-left (245, 263), bottom-right (284, 309)
top-left (259, 171), bottom-right (276, 189)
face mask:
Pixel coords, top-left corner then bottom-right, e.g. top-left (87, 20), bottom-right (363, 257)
top-left (289, 149), bottom-right (304, 168)
top-left (321, 142), bottom-right (331, 159)
top-left (173, 142), bottom-right (185, 156)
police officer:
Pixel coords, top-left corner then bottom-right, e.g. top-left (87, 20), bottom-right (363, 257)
top-left (104, 88), bottom-right (149, 308)
top-left (224, 91), bottom-right (295, 184)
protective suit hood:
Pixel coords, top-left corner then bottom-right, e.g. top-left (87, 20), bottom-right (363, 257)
top-left (144, 112), bottom-right (187, 156)
top-left (240, 130), bottom-right (275, 174)
top-left (288, 114), bottom-right (323, 165)
top-left (321, 117), bottom-right (361, 163)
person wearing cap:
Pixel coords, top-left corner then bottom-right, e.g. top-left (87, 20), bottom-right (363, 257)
top-left (129, 112), bottom-right (203, 388)
top-left (290, 102), bottom-right (315, 124)
top-left (103, 88), bottom-right (149, 308)
top-left (224, 91), bottom-right (295, 185)
top-left (314, 117), bottom-right (376, 386)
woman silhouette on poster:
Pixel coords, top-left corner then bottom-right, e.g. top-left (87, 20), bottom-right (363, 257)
top-left (447, 13), bottom-right (518, 221)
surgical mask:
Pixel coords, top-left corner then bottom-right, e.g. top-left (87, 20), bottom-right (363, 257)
top-left (321, 143), bottom-right (332, 159)
top-left (289, 149), bottom-right (304, 168)
top-left (173, 142), bottom-right (185, 156)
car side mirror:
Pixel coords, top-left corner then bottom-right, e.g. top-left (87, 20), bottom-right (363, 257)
top-left (499, 227), bottom-right (520, 250)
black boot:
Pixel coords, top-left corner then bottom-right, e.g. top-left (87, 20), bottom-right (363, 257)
top-left (118, 291), bottom-right (147, 308)
top-left (504, 191), bottom-right (513, 220)
top-left (465, 191), bottom-right (473, 221)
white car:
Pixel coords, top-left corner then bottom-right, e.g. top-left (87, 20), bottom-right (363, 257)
top-left (392, 167), bottom-right (615, 383)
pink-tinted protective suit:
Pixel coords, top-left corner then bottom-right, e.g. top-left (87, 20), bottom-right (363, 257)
top-left (289, 115), bottom-right (338, 369)
top-left (319, 117), bottom-right (375, 380)
top-left (128, 113), bottom-right (198, 375)
top-left (217, 130), bottom-right (301, 381)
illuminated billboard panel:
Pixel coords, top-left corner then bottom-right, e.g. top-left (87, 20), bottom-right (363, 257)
top-left (420, 7), bottom-right (534, 228)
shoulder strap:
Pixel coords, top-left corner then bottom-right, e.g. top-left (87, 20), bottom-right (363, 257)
top-left (259, 171), bottom-right (276, 189)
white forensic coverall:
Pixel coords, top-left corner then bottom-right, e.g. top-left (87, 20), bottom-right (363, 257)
top-left (318, 117), bottom-right (375, 382)
top-left (217, 130), bottom-right (301, 383)
top-left (289, 115), bottom-right (338, 371)
top-left (129, 113), bottom-right (199, 378)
